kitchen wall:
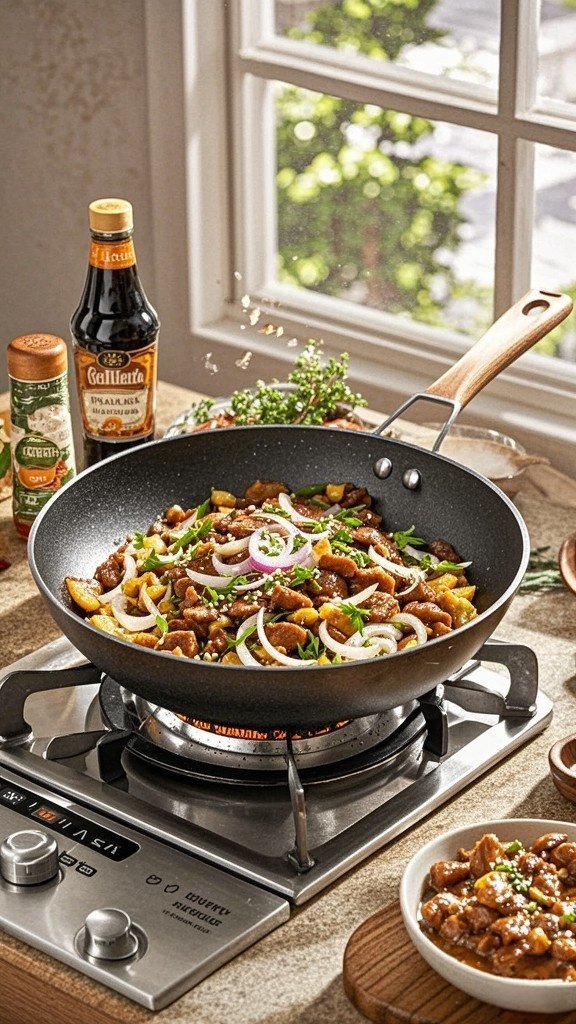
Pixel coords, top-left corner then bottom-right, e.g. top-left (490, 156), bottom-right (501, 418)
top-left (0, 0), bottom-right (155, 394)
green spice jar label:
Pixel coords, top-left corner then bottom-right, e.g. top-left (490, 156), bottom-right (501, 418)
top-left (9, 373), bottom-right (76, 526)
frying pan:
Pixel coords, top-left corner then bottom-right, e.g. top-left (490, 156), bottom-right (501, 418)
top-left (29, 289), bottom-right (572, 728)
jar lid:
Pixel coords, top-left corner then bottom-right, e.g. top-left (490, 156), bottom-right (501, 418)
top-left (7, 333), bottom-right (68, 381)
top-left (89, 198), bottom-right (133, 234)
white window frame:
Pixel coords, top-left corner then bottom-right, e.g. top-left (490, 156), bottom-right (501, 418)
top-left (145, 0), bottom-right (576, 467)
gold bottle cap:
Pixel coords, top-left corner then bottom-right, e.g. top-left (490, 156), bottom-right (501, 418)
top-left (89, 198), bottom-right (133, 234)
top-left (7, 333), bottom-right (68, 382)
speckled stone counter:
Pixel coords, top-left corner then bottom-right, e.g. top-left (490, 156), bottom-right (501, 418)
top-left (0, 383), bottom-right (575, 1024)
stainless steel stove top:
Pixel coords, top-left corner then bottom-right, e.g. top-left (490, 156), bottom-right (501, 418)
top-left (0, 636), bottom-right (552, 1009)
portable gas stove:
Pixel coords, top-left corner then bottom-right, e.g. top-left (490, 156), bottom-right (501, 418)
top-left (0, 636), bottom-right (551, 1009)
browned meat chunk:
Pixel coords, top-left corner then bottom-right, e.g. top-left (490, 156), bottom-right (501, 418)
top-left (350, 567), bottom-right (396, 595)
top-left (428, 539), bottom-right (462, 563)
top-left (439, 913), bottom-right (468, 943)
top-left (531, 833), bottom-right (568, 854)
top-left (164, 566), bottom-right (190, 583)
top-left (469, 834), bottom-right (505, 878)
top-left (313, 571), bottom-right (348, 601)
top-left (268, 584), bottom-right (313, 611)
top-left (161, 631), bottom-right (199, 658)
top-left (491, 915), bottom-right (532, 945)
top-left (265, 622), bottom-right (308, 652)
top-left (398, 581), bottom-right (437, 605)
top-left (365, 593), bottom-right (400, 622)
top-left (317, 553), bottom-right (357, 578)
top-left (552, 936), bottom-right (576, 962)
top-left (357, 508), bottom-right (382, 528)
top-left (550, 842), bottom-right (576, 870)
top-left (164, 617), bottom-right (190, 631)
top-left (530, 912), bottom-right (561, 939)
top-left (340, 486), bottom-right (372, 508)
top-left (431, 622), bottom-right (452, 637)
top-left (244, 480), bottom-right (289, 503)
top-left (94, 553), bottom-right (124, 590)
top-left (173, 578), bottom-right (200, 603)
top-left (476, 874), bottom-right (524, 914)
top-left (227, 598), bottom-right (263, 620)
top-left (463, 903), bottom-right (499, 932)
top-left (164, 504), bottom-right (188, 525)
top-left (490, 943), bottom-right (526, 976)
top-left (203, 629), bottom-right (229, 656)
top-left (429, 859), bottom-right (471, 891)
top-left (146, 518), bottom-right (165, 537)
top-left (224, 516), bottom-right (264, 538)
top-left (532, 866), bottom-right (561, 898)
top-left (420, 892), bottom-right (463, 929)
top-left (351, 526), bottom-right (389, 549)
top-left (181, 605), bottom-right (219, 638)
top-left (182, 586), bottom-right (201, 608)
top-left (401, 601), bottom-right (452, 627)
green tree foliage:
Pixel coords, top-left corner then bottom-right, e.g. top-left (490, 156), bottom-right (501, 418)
top-left (276, 0), bottom-right (487, 332)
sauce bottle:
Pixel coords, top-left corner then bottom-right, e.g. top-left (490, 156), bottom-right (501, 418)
top-left (71, 198), bottom-right (160, 466)
top-left (7, 333), bottom-right (76, 538)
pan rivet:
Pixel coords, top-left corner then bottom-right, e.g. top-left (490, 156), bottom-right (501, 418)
top-left (402, 468), bottom-right (421, 490)
top-left (374, 457), bottom-right (393, 479)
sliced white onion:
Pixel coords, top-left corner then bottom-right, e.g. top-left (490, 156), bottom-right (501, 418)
top-left (368, 546), bottom-right (426, 583)
top-left (235, 612), bottom-right (262, 667)
top-left (391, 612), bottom-right (428, 645)
top-left (278, 491), bottom-right (319, 523)
top-left (186, 568), bottom-right (234, 589)
top-left (140, 585), bottom-right (163, 621)
top-left (332, 582), bottom-right (379, 606)
top-left (234, 575), bottom-right (269, 592)
top-left (302, 526), bottom-right (332, 543)
top-left (211, 552), bottom-right (254, 577)
top-left (395, 578), bottom-right (423, 598)
top-left (347, 624), bottom-right (400, 655)
top-left (318, 620), bottom-right (381, 661)
top-left (110, 592), bottom-right (156, 632)
top-left (98, 551), bottom-right (138, 605)
top-left (213, 536), bottom-right (250, 557)
top-left (171, 508), bottom-right (198, 536)
top-left (256, 607), bottom-right (317, 667)
top-left (404, 544), bottom-right (438, 565)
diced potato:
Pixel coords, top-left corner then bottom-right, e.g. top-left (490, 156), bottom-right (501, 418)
top-left (318, 602), bottom-right (356, 637)
top-left (87, 614), bottom-right (124, 637)
top-left (326, 483), bottom-right (345, 503)
top-left (439, 590), bottom-right (478, 628)
top-left (100, 603), bottom-right (114, 616)
top-left (317, 654), bottom-right (331, 665)
top-left (474, 871), bottom-right (498, 890)
top-left (288, 608), bottom-right (319, 627)
top-left (222, 651), bottom-right (242, 665)
top-left (137, 583), bottom-right (166, 612)
top-left (252, 645), bottom-right (277, 665)
top-left (211, 488), bottom-right (236, 508)
top-left (143, 535), bottom-right (167, 554)
top-left (158, 598), bottom-right (175, 614)
top-left (426, 573), bottom-right (458, 592)
top-left (123, 577), bottom-right (141, 598)
top-left (312, 538), bottom-right (332, 561)
top-left (65, 577), bottom-right (103, 612)
top-left (398, 636), bottom-right (418, 651)
top-left (209, 616), bottom-right (233, 637)
top-left (131, 632), bottom-right (158, 649)
top-left (452, 585), bottom-right (476, 601)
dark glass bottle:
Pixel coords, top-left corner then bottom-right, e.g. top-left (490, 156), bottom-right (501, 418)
top-left (71, 198), bottom-right (160, 466)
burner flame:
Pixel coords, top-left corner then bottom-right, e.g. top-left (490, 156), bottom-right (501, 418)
top-left (178, 717), bottom-right (350, 742)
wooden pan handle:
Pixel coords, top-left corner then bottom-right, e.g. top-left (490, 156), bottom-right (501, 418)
top-left (425, 290), bottom-right (573, 409)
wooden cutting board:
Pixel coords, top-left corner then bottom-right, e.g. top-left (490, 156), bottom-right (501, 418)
top-left (343, 901), bottom-right (576, 1024)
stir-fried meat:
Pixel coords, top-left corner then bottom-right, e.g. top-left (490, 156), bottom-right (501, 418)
top-left (429, 859), bottom-right (471, 890)
top-left (67, 479), bottom-right (477, 666)
top-left (244, 479), bottom-right (289, 503)
top-left (550, 843), bottom-right (576, 871)
top-left (428, 539), bottom-right (461, 563)
top-left (421, 831), bottom-right (576, 983)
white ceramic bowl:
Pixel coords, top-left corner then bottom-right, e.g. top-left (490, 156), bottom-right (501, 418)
top-left (400, 818), bottom-right (576, 1014)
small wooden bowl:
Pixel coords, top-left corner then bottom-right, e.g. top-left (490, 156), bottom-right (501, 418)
top-left (549, 734), bottom-right (576, 803)
top-left (559, 532), bottom-right (576, 596)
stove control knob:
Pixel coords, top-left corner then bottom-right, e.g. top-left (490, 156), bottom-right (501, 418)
top-left (0, 829), bottom-right (59, 886)
top-left (84, 908), bottom-right (139, 961)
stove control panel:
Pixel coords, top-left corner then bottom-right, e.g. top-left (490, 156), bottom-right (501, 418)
top-left (0, 769), bottom-right (289, 1009)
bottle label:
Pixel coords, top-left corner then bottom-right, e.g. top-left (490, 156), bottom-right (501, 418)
top-left (89, 238), bottom-right (136, 270)
top-left (9, 373), bottom-right (76, 527)
top-left (74, 341), bottom-right (157, 440)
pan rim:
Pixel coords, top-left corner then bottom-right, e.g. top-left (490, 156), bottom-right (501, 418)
top-left (27, 425), bottom-right (531, 675)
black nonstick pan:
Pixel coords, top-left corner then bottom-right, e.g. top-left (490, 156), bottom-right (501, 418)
top-left (29, 290), bottom-right (572, 727)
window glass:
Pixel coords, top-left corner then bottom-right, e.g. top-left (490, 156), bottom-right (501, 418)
top-left (275, 82), bottom-right (496, 337)
top-left (532, 143), bottom-right (576, 361)
top-left (274, 0), bottom-right (500, 90)
top-left (537, 0), bottom-right (576, 107)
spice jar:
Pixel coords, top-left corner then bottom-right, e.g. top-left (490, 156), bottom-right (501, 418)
top-left (7, 333), bottom-right (76, 537)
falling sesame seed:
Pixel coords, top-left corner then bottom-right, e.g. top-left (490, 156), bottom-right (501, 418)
top-left (234, 270), bottom-right (242, 280)
top-left (287, 338), bottom-right (298, 348)
top-left (249, 308), bottom-right (261, 326)
top-left (241, 294), bottom-right (251, 308)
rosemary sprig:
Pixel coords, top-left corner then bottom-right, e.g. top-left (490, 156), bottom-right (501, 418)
top-left (519, 546), bottom-right (564, 593)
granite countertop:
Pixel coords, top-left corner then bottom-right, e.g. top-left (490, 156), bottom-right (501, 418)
top-left (0, 382), bottom-right (575, 1024)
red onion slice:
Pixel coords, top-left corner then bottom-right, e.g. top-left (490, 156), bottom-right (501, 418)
top-left (98, 552), bottom-right (138, 605)
top-left (256, 607), bottom-right (317, 667)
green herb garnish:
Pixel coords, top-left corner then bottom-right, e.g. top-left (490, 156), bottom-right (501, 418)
top-left (339, 602), bottom-right (370, 634)
top-left (140, 550), bottom-right (174, 572)
top-left (201, 575), bottom-right (249, 605)
top-left (505, 840), bottom-right (524, 856)
top-left (297, 631), bottom-right (323, 661)
top-left (294, 482), bottom-right (329, 498)
top-left (196, 497), bottom-right (212, 518)
top-left (495, 860), bottom-right (529, 894)
top-left (262, 503), bottom-right (291, 517)
top-left (331, 527), bottom-right (354, 545)
top-left (520, 547), bottom-right (565, 593)
top-left (291, 565), bottom-right (320, 586)
top-left (131, 532), bottom-right (146, 550)
top-left (420, 556), bottom-right (469, 574)
top-left (155, 614), bottom-right (168, 636)
top-left (169, 516), bottom-right (213, 553)
top-left (393, 526), bottom-right (427, 550)
top-left (561, 911), bottom-right (576, 925)
top-left (226, 623), bottom-right (258, 648)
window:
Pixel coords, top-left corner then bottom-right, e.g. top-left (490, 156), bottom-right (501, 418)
top-left (146, 0), bottom-right (576, 463)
